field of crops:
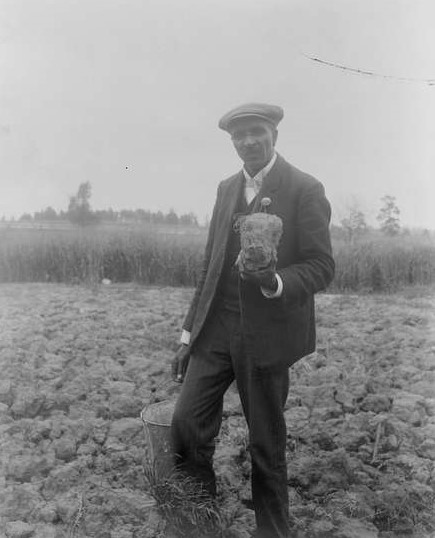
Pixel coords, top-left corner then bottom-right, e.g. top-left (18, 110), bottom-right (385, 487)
top-left (0, 225), bottom-right (206, 287)
top-left (0, 224), bottom-right (434, 292)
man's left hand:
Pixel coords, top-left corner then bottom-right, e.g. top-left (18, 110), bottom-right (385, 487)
top-left (240, 268), bottom-right (278, 291)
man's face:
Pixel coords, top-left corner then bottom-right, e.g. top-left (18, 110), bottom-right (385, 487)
top-left (229, 117), bottom-right (278, 174)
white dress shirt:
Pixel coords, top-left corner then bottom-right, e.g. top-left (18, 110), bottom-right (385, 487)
top-left (243, 152), bottom-right (277, 204)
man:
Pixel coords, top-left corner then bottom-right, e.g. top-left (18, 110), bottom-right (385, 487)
top-left (171, 103), bottom-right (335, 538)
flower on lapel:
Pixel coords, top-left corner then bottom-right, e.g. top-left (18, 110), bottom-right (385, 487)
top-left (260, 197), bottom-right (272, 213)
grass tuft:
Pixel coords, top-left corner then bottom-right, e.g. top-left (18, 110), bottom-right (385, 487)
top-left (142, 462), bottom-right (222, 537)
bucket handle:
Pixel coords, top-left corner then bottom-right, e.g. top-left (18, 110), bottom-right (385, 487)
top-left (140, 376), bottom-right (176, 421)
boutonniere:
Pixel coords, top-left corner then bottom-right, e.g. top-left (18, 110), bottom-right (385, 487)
top-left (260, 197), bottom-right (272, 213)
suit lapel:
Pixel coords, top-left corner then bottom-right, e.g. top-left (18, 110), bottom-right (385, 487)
top-left (252, 154), bottom-right (285, 213)
top-left (190, 173), bottom-right (244, 342)
top-left (220, 171), bottom-right (245, 232)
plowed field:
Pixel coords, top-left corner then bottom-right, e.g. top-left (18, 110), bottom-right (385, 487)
top-left (0, 284), bottom-right (434, 537)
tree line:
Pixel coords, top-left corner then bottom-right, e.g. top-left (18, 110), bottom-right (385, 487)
top-left (8, 182), bottom-right (405, 238)
top-left (12, 182), bottom-right (199, 227)
top-left (338, 194), bottom-right (402, 243)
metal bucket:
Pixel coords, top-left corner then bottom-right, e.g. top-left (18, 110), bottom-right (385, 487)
top-left (141, 399), bottom-right (176, 478)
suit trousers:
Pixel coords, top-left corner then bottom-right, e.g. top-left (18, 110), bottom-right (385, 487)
top-left (171, 307), bottom-right (292, 538)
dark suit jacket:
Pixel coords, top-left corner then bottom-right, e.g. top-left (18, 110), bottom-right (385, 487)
top-left (183, 154), bottom-right (335, 370)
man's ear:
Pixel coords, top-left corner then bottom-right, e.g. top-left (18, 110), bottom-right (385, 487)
top-left (272, 128), bottom-right (278, 146)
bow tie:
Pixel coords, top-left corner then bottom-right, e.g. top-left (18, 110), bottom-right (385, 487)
top-left (245, 176), bottom-right (262, 192)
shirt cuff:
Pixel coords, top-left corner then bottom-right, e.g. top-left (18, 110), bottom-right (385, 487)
top-left (261, 273), bottom-right (283, 299)
top-left (180, 330), bottom-right (191, 345)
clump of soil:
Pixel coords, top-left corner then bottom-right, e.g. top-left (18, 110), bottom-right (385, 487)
top-left (0, 283), bottom-right (434, 537)
top-left (236, 212), bottom-right (283, 272)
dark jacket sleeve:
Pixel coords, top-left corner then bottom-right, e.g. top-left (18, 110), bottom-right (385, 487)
top-left (278, 181), bottom-right (335, 304)
top-left (182, 183), bottom-right (221, 333)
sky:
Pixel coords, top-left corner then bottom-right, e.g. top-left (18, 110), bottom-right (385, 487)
top-left (1, 0), bottom-right (434, 228)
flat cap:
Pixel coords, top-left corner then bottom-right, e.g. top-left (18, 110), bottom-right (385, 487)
top-left (218, 102), bottom-right (284, 132)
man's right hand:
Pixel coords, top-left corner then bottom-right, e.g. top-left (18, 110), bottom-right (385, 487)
top-left (171, 344), bottom-right (190, 383)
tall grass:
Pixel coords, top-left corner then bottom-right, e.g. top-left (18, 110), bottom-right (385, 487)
top-left (0, 226), bottom-right (205, 286)
top-left (0, 224), bottom-right (434, 292)
top-left (331, 235), bottom-right (435, 292)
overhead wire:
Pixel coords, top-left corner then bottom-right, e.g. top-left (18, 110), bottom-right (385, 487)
top-left (301, 52), bottom-right (435, 86)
